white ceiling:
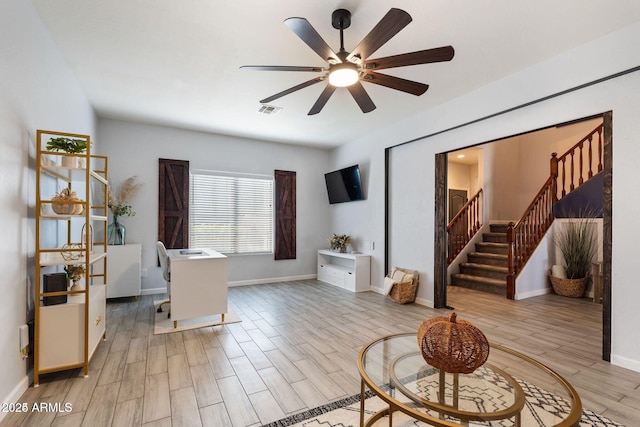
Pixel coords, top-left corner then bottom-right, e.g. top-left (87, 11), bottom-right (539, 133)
top-left (30, 1), bottom-right (640, 148)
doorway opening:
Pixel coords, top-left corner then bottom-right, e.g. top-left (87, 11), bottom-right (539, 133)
top-left (433, 112), bottom-right (612, 361)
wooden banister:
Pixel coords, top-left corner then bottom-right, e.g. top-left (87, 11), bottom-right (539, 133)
top-left (506, 178), bottom-right (555, 298)
top-left (554, 124), bottom-right (603, 199)
top-left (447, 189), bottom-right (483, 264)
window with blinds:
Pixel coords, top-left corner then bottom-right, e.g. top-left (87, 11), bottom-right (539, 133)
top-left (190, 170), bottom-right (273, 254)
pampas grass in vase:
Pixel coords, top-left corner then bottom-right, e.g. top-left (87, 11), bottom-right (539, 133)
top-left (107, 176), bottom-right (142, 245)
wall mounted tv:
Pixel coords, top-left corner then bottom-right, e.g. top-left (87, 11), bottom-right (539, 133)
top-left (324, 164), bottom-right (364, 204)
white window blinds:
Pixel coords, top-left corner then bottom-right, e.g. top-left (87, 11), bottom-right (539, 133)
top-left (190, 170), bottom-right (273, 254)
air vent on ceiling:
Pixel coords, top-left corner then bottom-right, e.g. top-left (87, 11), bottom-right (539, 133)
top-left (258, 104), bottom-right (283, 115)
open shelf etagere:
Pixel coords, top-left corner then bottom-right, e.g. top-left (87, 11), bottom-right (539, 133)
top-left (34, 129), bottom-right (109, 386)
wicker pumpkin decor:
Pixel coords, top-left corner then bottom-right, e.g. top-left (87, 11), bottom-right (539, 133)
top-left (417, 315), bottom-right (449, 348)
top-left (51, 188), bottom-right (83, 215)
top-left (418, 312), bottom-right (489, 374)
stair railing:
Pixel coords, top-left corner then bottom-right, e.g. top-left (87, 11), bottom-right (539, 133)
top-left (506, 178), bottom-right (555, 298)
top-left (447, 189), bottom-right (483, 264)
top-left (553, 124), bottom-right (603, 199)
top-left (505, 123), bottom-right (604, 299)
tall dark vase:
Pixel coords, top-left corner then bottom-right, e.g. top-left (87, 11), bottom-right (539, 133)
top-left (108, 216), bottom-right (126, 245)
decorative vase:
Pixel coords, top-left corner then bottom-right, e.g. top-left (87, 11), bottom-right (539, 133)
top-left (339, 246), bottom-right (347, 253)
top-left (108, 216), bottom-right (126, 245)
top-left (70, 280), bottom-right (83, 292)
top-left (81, 224), bottom-right (93, 253)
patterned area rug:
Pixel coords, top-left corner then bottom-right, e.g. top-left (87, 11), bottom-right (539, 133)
top-left (262, 377), bottom-right (624, 427)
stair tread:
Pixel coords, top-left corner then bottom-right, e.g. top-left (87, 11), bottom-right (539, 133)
top-left (477, 242), bottom-right (508, 247)
top-left (451, 274), bottom-right (506, 285)
top-left (469, 252), bottom-right (508, 259)
top-left (460, 262), bottom-right (508, 272)
top-left (484, 232), bottom-right (507, 236)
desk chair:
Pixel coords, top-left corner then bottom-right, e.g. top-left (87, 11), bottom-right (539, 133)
top-left (156, 241), bottom-right (171, 318)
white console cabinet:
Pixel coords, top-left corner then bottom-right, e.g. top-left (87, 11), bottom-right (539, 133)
top-left (107, 244), bottom-right (141, 298)
top-left (317, 249), bottom-right (370, 292)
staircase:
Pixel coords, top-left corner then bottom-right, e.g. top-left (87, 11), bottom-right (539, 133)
top-left (447, 123), bottom-right (604, 298)
top-left (450, 222), bottom-right (510, 295)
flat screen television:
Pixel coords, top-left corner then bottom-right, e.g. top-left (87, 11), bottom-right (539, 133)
top-left (324, 164), bottom-right (364, 204)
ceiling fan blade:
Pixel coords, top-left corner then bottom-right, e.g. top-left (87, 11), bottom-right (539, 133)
top-left (362, 71), bottom-right (429, 96)
top-left (347, 81), bottom-right (376, 113)
top-left (285, 17), bottom-right (340, 63)
top-left (363, 46), bottom-right (455, 70)
top-left (259, 77), bottom-right (324, 104)
top-left (308, 84), bottom-right (337, 115)
top-left (241, 65), bottom-right (326, 72)
top-left (347, 8), bottom-right (412, 63)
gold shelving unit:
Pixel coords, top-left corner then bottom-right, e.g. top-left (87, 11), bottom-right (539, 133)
top-left (34, 130), bottom-right (109, 386)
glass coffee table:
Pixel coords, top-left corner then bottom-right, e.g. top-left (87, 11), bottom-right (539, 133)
top-left (358, 333), bottom-right (582, 427)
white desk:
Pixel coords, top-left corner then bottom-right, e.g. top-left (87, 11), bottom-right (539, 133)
top-left (167, 248), bottom-right (228, 327)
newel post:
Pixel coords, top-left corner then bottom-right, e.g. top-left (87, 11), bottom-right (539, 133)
top-left (506, 222), bottom-right (516, 300)
top-left (550, 152), bottom-right (559, 204)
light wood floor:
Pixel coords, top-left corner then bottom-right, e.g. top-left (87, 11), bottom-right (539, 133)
top-left (3, 281), bottom-right (640, 427)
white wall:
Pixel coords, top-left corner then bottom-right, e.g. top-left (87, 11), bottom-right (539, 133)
top-left (97, 119), bottom-right (331, 292)
top-left (514, 232), bottom-right (553, 300)
top-left (448, 162), bottom-right (472, 194)
top-left (327, 146), bottom-right (386, 284)
top-left (0, 0), bottom-right (96, 417)
top-left (387, 143), bottom-right (435, 304)
top-left (330, 22), bottom-right (640, 372)
top-left (484, 140), bottom-right (522, 219)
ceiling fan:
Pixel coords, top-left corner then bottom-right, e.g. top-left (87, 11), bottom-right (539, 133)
top-left (241, 8), bottom-right (454, 115)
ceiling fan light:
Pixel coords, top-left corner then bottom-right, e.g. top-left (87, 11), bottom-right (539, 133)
top-left (328, 65), bottom-right (359, 87)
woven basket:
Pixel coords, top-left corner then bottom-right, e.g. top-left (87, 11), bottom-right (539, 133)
top-left (549, 273), bottom-right (588, 298)
top-left (388, 268), bottom-right (419, 304)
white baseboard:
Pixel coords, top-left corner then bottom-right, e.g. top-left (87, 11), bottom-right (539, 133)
top-left (370, 286), bottom-right (434, 308)
top-left (0, 375), bottom-right (29, 423)
top-left (369, 286), bottom-right (384, 295)
top-left (141, 287), bottom-right (167, 296)
top-left (515, 287), bottom-right (552, 300)
top-left (228, 274), bottom-right (317, 287)
top-left (414, 296), bottom-right (435, 308)
top-left (611, 353), bottom-right (640, 373)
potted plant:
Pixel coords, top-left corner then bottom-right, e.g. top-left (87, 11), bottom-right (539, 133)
top-left (550, 215), bottom-right (598, 297)
top-left (46, 137), bottom-right (89, 167)
top-left (329, 233), bottom-right (351, 253)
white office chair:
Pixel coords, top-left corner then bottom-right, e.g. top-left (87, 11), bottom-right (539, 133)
top-left (156, 241), bottom-right (171, 317)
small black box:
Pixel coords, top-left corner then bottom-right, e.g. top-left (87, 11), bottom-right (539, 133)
top-left (43, 273), bottom-right (68, 306)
